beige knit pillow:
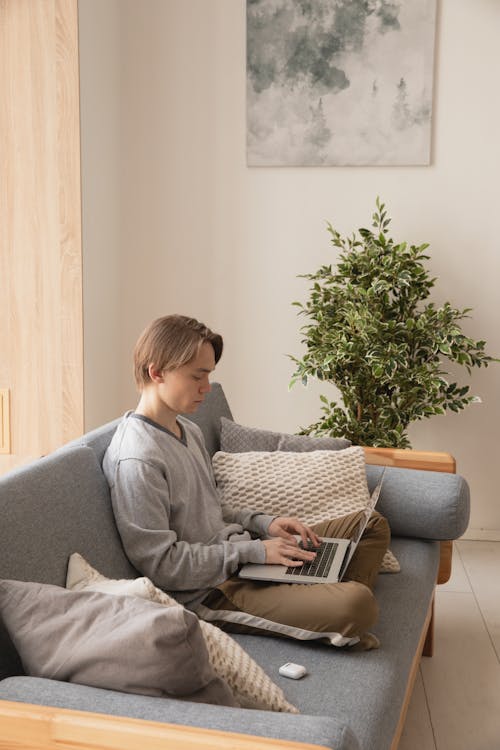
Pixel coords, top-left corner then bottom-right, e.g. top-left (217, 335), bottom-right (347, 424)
top-left (213, 446), bottom-right (369, 521)
top-left (66, 553), bottom-right (298, 713)
top-left (212, 446), bottom-right (399, 574)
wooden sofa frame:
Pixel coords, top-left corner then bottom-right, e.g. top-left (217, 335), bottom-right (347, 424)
top-left (0, 447), bottom-right (455, 750)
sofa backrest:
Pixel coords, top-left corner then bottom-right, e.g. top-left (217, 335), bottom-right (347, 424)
top-left (0, 445), bottom-right (138, 679)
top-left (186, 383), bottom-right (234, 456)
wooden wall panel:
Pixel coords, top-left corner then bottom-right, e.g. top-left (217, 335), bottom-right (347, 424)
top-left (0, 0), bottom-right (83, 474)
top-left (56, 0), bottom-right (84, 444)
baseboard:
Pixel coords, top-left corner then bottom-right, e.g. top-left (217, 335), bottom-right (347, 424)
top-left (461, 528), bottom-right (500, 542)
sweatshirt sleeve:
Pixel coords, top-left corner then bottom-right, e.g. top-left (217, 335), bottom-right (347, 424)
top-left (221, 504), bottom-right (275, 537)
top-left (110, 458), bottom-right (265, 593)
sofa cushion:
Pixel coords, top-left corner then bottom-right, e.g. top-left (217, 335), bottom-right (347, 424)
top-left (0, 676), bottom-right (359, 750)
top-left (0, 579), bottom-right (236, 706)
top-left (66, 553), bottom-right (298, 713)
top-left (230, 537), bottom-right (439, 750)
top-left (220, 416), bottom-right (351, 452)
top-left (213, 446), bottom-right (371, 521)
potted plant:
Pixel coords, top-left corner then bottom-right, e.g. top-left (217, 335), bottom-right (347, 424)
top-left (290, 199), bottom-right (497, 448)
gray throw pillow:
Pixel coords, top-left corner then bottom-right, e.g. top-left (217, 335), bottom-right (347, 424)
top-left (66, 553), bottom-right (298, 712)
top-left (0, 579), bottom-right (237, 706)
top-left (220, 417), bottom-right (351, 453)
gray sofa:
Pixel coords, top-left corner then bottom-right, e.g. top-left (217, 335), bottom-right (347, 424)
top-left (0, 384), bottom-right (470, 750)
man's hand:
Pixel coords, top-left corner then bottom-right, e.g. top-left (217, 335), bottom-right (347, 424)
top-left (262, 536), bottom-right (317, 567)
top-left (263, 517), bottom-right (321, 565)
top-left (268, 516), bottom-right (321, 549)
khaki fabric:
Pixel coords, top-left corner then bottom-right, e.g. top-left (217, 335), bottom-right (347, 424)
top-left (199, 511), bottom-right (390, 650)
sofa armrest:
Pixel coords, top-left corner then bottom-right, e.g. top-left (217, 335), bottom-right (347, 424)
top-left (364, 462), bottom-right (470, 541)
top-left (363, 446), bottom-right (466, 583)
top-left (363, 446), bottom-right (456, 474)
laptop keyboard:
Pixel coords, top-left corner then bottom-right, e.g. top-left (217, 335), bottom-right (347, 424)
top-left (285, 540), bottom-right (339, 578)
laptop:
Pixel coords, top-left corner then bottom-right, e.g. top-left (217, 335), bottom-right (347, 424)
top-left (238, 468), bottom-right (386, 585)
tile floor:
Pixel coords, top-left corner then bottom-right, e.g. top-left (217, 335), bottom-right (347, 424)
top-left (399, 540), bottom-right (500, 750)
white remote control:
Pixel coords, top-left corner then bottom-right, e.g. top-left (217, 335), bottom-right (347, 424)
top-left (279, 662), bottom-right (307, 679)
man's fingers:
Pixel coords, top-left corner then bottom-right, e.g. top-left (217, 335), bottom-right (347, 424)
top-left (299, 530), bottom-right (321, 550)
top-left (300, 525), bottom-right (321, 548)
top-left (281, 541), bottom-right (316, 562)
top-left (298, 530), bottom-right (309, 547)
top-left (309, 530), bottom-right (322, 547)
top-left (287, 520), bottom-right (321, 549)
top-left (263, 536), bottom-right (316, 566)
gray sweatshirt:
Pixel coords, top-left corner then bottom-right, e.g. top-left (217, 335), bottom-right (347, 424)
top-left (102, 412), bottom-right (273, 608)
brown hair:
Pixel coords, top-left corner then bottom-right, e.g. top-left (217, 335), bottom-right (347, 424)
top-left (133, 315), bottom-right (223, 389)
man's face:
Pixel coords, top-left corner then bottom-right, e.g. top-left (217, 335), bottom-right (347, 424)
top-left (159, 341), bottom-right (216, 415)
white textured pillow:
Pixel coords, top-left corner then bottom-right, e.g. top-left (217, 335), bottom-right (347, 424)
top-left (212, 446), bottom-right (399, 574)
top-left (213, 446), bottom-right (370, 522)
top-left (66, 554), bottom-right (298, 713)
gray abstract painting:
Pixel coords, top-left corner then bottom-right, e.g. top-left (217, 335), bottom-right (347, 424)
top-left (247, 0), bottom-right (437, 166)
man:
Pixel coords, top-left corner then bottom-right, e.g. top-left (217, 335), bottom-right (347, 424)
top-left (103, 314), bottom-right (389, 649)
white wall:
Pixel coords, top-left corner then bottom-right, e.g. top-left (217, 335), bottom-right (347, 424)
top-left (79, 0), bottom-right (122, 427)
top-left (79, 0), bottom-right (500, 538)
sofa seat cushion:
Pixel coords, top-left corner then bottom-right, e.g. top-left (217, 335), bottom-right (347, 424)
top-left (230, 537), bottom-right (440, 750)
top-left (0, 676), bottom-right (359, 750)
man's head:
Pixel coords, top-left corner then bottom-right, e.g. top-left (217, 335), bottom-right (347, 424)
top-left (133, 315), bottom-right (223, 391)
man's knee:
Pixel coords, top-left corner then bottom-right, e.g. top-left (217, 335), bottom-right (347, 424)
top-left (342, 581), bottom-right (379, 632)
top-left (371, 511), bottom-right (391, 546)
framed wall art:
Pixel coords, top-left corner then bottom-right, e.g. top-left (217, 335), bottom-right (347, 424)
top-left (247, 0), bottom-right (437, 166)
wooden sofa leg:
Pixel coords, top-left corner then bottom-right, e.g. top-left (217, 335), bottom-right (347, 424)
top-left (422, 595), bottom-right (435, 657)
top-left (422, 541), bottom-right (452, 658)
top-left (438, 541), bottom-right (453, 584)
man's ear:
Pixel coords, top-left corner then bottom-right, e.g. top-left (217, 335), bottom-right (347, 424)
top-left (148, 364), bottom-right (164, 384)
